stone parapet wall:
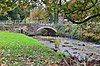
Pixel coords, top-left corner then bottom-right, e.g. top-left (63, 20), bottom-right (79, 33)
top-left (0, 26), bottom-right (5, 30)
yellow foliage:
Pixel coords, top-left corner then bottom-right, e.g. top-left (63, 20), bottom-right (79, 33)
top-left (68, 0), bottom-right (77, 8)
top-left (71, 0), bottom-right (77, 4)
top-left (30, 7), bottom-right (48, 22)
top-left (44, 59), bottom-right (48, 63)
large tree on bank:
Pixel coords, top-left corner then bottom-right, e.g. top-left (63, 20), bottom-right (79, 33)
top-left (0, 0), bottom-right (38, 20)
top-left (0, 0), bottom-right (99, 24)
top-left (42, 0), bottom-right (100, 24)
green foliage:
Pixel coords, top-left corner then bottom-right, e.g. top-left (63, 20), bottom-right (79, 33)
top-left (7, 7), bottom-right (26, 20)
top-left (64, 0), bottom-right (100, 21)
top-left (0, 1), bottom-right (34, 20)
top-left (59, 21), bottom-right (100, 44)
top-left (57, 51), bottom-right (69, 58)
top-left (80, 22), bottom-right (100, 43)
top-left (0, 1), bottom-right (17, 16)
top-left (56, 24), bottom-right (66, 36)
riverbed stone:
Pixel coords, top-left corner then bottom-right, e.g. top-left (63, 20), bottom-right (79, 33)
top-left (73, 52), bottom-right (77, 54)
top-left (64, 41), bottom-right (69, 44)
top-left (50, 40), bottom-right (55, 43)
top-left (62, 45), bottom-right (67, 47)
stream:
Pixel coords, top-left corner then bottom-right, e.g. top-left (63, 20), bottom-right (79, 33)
top-left (33, 36), bottom-right (100, 61)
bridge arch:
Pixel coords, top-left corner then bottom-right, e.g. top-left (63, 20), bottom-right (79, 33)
top-left (37, 26), bottom-right (57, 33)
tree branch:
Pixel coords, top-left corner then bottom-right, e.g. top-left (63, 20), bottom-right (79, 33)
top-left (91, 0), bottom-right (98, 5)
top-left (65, 0), bottom-right (98, 14)
top-left (66, 13), bottom-right (100, 24)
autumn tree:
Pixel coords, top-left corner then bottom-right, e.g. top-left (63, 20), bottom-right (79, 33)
top-left (0, 0), bottom-right (38, 20)
top-left (0, 0), bottom-right (18, 16)
top-left (30, 6), bottom-right (48, 22)
top-left (42, 0), bottom-right (100, 24)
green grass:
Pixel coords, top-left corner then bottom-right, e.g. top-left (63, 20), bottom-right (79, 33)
top-left (0, 31), bottom-right (68, 66)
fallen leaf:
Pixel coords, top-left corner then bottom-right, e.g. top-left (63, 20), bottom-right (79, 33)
top-left (44, 59), bottom-right (48, 63)
top-left (1, 64), bottom-right (7, 66)
top-left (49, 63), bottom-right (59, 66)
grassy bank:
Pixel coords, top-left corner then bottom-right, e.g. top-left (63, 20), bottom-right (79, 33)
top-left (0, 31), bottom-right (68, 66)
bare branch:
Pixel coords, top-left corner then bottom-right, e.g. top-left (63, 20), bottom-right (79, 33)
top-left (66, 13), bottom-right (100, 24)
top-left (65, 0), bottom-right (98, 14)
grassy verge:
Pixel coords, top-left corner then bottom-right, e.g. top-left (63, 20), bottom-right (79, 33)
top-left (0, 31), bottom-right (68, 66)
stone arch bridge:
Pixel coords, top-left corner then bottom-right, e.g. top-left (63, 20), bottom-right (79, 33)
top-left (25, 23), bottom-right (57, 35)
top-left (0, 20), bottom-right (57, 35)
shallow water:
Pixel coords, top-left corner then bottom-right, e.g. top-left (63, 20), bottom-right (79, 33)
top-left (33, 36), bottom-right (100, 61)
